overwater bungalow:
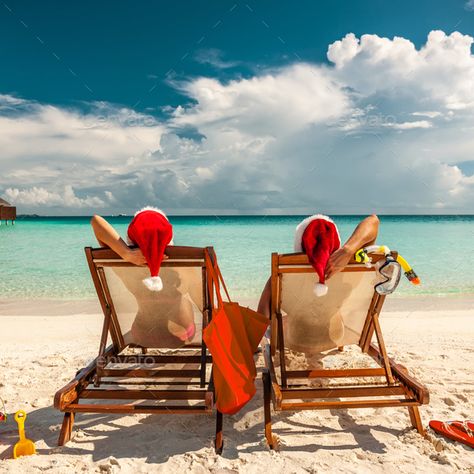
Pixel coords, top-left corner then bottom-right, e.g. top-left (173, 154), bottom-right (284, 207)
top-left (0, 198), bottom-right (16, 224)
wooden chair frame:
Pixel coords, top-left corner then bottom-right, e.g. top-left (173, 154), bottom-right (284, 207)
top-left (54, 245), bottom-right (224, 453)
top-left (262, 251), bottom-right (429, 449)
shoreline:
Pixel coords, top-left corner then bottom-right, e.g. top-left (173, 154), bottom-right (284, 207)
top-left (1, 294), bottom-right (473, 316)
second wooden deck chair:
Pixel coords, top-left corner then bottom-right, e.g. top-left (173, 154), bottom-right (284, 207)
top-left (262, 251), bottom-right (429, 449)
top-left (54, 246), bottom-right (225, 453)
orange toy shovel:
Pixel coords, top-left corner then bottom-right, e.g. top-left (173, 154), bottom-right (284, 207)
top-left (13, 410), bottom-right (36, 459)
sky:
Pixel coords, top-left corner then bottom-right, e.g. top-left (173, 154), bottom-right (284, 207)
top-left (1, 0), bottom-right (474, 215)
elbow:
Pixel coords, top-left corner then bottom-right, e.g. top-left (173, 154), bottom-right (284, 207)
top-left (90, 214), bottom-right (100, 226)
top-left (369, 214), bottom-right (379, 238)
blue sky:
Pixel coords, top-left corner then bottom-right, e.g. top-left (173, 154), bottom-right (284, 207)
top-left (1, 1), bottom-right (474, 214)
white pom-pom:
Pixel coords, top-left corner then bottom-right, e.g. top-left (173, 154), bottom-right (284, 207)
top-left (314, 283), bottom-right (328, 297)
top-left (142, 276), bottom-right (163, 291)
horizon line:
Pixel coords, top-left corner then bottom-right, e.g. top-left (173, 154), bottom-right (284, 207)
top-left (14, 213), bottom-right (474, 218)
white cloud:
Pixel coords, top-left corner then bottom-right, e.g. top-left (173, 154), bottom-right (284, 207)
top-left (0, 99), bottom-right (164, 162)
top-left (412, 111), bottom-right (442, 118)
top-left (0, 98), bottom-right (169, 214)
top-left (4, 185), bottom-right (105, 208)
top-left (387, 120), bottom-right (433, 130)
top-left (1, 30), bottom-right (474, 214)
top-left (328, 31), bottom-right (474, 111)
top-left (195, 167), bottom-right (214, 179)
top-left (172, 64), bottom-right (350, 136)
top-left (0, 94), bottom-right (27, 108)
top-left (104, 191), bottom-right (116, 203)
top-left (194, 49), bottom-right (240, 69)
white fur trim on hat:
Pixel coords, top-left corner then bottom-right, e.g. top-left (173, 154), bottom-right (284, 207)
top-left (294, 214), bottom-right (341, 252)
top-left (143, 276), bottom-right (163, 291)
top-left (134, 206), bottom-right (168, 219)
top-left (314, 283), bottom-right (328, 297)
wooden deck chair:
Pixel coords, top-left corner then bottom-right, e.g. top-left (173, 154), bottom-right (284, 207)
top-left (54, 245), bottom-right (225, 453)
top-left (262, 251), bottom-right (429, 449)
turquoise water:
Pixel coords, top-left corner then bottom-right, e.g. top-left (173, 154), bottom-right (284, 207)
top-left (0, 215), bottom-right (473, 300)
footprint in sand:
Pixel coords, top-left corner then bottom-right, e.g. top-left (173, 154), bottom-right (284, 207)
top-left (442, 397), bottom-right (455, 407)
top-left (454, 393), bottom-right (468, 403)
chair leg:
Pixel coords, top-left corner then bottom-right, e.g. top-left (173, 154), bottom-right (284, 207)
top-left (58, 412), bottom-right (75, 446)
top-left (215, 410), bottom-right (223, 454)
top-left (263, 369), bottom-right (275, 449)
top-left (408, 406), bottom-right (425, 435)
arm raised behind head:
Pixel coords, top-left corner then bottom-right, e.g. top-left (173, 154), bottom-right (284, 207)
top-left (325, 214), bottom-right (379, 280)
top-left (90, 214), bottom-right (147, 266)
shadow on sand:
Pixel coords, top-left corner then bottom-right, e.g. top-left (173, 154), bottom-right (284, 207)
top-left (0, 393), bottom-right (416, 464)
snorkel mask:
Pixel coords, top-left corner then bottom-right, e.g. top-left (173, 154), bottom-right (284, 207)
top-left (375, 255), bottom-right (402, 295)
top-left (355, 245), bottom-right (420, 295)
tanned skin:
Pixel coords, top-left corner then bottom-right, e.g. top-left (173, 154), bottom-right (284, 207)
top-left (90, 214), bottom-right (149, 265)
top-left (257, 214), bottom-right (380, 317)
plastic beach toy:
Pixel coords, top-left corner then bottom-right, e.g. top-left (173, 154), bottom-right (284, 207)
top-left (13, 410), bottom-right (36, 459)
top-left (0, 397), bottom-right (6, 423)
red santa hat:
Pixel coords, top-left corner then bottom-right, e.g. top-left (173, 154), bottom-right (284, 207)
top-left (294, 214), bottom-right (341, 297)
top-left (127, 207), bottom-right (173, 291)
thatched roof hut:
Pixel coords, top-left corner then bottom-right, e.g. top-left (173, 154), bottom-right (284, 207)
top-left (0, 197), bottom-right (16, 224)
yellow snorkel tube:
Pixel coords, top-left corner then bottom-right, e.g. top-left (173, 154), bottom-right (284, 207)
top-left (354, 245), bottom-right (420, 286)
top-left (395, 254), bottom-right (420, 285)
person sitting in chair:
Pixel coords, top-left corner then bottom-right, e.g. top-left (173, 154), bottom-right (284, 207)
top-left (257, 214), bottom-right (380, 317)
top-left (91, 207), bottom-right (196, 346)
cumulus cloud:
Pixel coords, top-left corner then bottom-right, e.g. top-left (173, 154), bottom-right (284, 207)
top-left (0, 97), bottom-right (167, 214)
top-left (4, 185), bottom-right (106, 208)
top-left (1, 30), bottom-right (474, 214)
top-left (171, 64), bottom-right (350, 136)
top-left (0, 99), bottom-right (164, 162)
top-left (328, 31), bottom-right (474, 111)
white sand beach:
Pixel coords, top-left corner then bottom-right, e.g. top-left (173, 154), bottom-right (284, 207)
top-left (0, 297), bottom-right (473, 473)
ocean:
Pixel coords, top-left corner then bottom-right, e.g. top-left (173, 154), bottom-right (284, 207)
top-left (0, 215), bottom-right (473, 300)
